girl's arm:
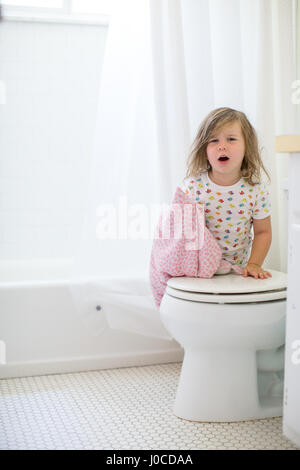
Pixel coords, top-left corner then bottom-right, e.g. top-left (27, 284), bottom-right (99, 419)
top-left (244, 216), bottom-right (272, 279)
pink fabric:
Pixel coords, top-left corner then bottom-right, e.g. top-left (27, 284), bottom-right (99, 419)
top-left (149, 187), bottom-right (243, 308)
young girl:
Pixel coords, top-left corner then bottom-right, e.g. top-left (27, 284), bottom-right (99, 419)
top-left (182, 107), bottom-right (272, 279)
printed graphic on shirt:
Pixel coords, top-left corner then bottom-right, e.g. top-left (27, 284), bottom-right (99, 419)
top-left (181, 172), bottom-right (271, 267)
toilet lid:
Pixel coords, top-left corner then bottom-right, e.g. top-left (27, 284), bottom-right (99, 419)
top-left (166, 269), bottom-right (287, 304)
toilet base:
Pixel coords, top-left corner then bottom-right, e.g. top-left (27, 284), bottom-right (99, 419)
top-left (174, 349), bottom-right (283, 422)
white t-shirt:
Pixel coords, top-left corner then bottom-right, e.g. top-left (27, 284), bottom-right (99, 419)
top-left (180, 171), bottom-right (271, 267)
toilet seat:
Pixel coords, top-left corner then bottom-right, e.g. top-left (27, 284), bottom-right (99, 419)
top-left (166, 269), bottom-right (287, 304)
top-left (165, 286), bottom-right (286, 303)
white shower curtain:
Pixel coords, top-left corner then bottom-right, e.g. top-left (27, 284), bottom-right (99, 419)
top-left (71, 0), bottom-right (190, 281)
top-left (69, 0), bottom-right (297, 338)
top-left (69, 0), bottom-right (191, 339)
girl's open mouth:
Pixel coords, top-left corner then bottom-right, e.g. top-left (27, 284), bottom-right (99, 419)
top-left (218, 156), bottom-right (230, 163)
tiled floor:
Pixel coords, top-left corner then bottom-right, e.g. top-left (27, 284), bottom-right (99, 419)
top-left (0, 362), bottom-right (298, 450)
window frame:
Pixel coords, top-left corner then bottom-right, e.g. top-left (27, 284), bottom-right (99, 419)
top-left (1, 0), bottom-right (110, 26)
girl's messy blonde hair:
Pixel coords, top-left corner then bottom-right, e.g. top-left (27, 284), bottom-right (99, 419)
top-left (185, 107), bottom-right (270, 186)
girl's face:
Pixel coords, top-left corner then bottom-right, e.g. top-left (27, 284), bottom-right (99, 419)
top-left (206, 121), bottom-right (245, 179)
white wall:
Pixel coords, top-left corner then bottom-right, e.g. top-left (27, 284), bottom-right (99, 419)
top-left (0, 19), bottom-right (107, 261)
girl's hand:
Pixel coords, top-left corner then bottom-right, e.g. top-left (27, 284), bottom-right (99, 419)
top-left (243, 263), bottom-right (272, 279)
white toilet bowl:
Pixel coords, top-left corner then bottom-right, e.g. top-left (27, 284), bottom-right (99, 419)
top-left (160, 269), bottom-right (287, 422)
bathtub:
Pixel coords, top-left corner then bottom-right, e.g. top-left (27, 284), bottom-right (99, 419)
top-left (0, 260), bottom-right (183, 379)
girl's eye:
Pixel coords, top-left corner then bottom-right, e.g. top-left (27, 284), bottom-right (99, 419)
top-left (209, 138), bottom-right (236, 143)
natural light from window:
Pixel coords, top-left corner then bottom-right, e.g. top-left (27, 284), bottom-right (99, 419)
top-left (72, 0), bottom-right (114, 15)
top-left (3, 0), bottom-right (63, 7)
top-left (2, 0), bottom-right (115, 15)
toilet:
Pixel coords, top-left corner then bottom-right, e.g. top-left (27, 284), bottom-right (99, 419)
top-left (160, 269), bottom-right (286, 422)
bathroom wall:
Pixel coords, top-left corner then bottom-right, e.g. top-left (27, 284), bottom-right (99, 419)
top-left (277, 1), bottom-right (300, 273)
top-left (0, 19), bottom-right (107, 261)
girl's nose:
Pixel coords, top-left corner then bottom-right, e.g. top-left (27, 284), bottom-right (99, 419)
top-left (218, 142), bottom-right (226, 150)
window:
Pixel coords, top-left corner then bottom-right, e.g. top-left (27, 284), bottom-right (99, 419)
top-left (72, 0), bottom-right (114, 15)
top-left (2, 0), bottom-right (116, 24)
top-left (3, 0), bottom-right (63, 8)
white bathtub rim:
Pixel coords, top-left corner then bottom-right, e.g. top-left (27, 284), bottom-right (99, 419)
top-left (0, 348), bottom-right (184, 379)
top-left (0, 275), bottom-right (150, 289)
